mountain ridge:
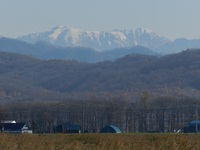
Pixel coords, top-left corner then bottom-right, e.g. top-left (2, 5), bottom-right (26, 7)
top-left (0, 37), bottom-right (156, 63)
top-left (18, 26), bottom-right (170, 52)
top-left (0, 49), bottom-right (200, 101)
top-left (16, 26), bottom-right (200, 54)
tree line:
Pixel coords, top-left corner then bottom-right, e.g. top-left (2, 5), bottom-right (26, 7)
top-left (0, 93), bottom-right (199, 133)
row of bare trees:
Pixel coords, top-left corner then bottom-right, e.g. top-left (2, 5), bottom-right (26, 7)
top-left (0, 94), bottom-right (199, 133)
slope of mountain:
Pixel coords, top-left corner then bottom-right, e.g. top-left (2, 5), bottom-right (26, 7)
top-left (0, 37), bottom-right (156, 63)
top-left (0, 52), bottom-right (69, 102)
top-left (18, 26), bottom-right (170, 51)
top-left (155, 38), bottom-right (200, 54)
top-left (0, 49), bottom-right (200, 101)
top-left (101, 46), bottom-right (157, 61)
top-left (17, 26), bottom-right (200, 54)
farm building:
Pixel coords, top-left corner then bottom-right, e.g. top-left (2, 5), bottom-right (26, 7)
top-left (0, 122), bottom-right (32, 134)
top-left (100, 125), bottom-right (121, 133)
top-left (53, 122), bottom-right (81, 133)
top-left (183, 120), bottom-right (200, 133)
top-left (65, 122), bottom-right (81, 133)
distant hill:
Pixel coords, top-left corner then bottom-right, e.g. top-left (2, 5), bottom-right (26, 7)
top-left (156, 38), bottom-right (200, 54)
top-left (0, 37), bottom-right (156, 63)
top-left (101, 46), bottom-right (156, 61)
top-left (0, 49), bottom-right (200, 101)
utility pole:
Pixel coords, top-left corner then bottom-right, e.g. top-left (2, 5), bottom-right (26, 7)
top-left (195, 104), bottom-right (198, 134)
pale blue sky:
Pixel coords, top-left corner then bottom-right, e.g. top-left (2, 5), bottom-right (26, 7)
top-left (0, 0), bottom-right (200, 40)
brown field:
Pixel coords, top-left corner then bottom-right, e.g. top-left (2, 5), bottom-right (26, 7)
top-left (0, 133), bottom-right (200, 150)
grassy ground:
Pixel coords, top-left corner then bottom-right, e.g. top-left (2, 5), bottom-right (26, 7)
top-left (0, 133), bottom-right (200, 150)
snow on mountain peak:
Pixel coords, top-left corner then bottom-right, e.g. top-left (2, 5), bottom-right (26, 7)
top-left (18, 26), bottom-right (170, 51)
top-left (49, 26), bottom-right (66, 40)
top-left (49, 26), bottom-right (81, 44)
top-left (110, 31), bottom-right (127, 41)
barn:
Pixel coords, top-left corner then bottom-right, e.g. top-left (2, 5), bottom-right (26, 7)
top-left (100, 125), bottom-right (121, 133)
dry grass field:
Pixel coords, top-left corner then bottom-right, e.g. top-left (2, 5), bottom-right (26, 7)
top-left (0, 133), bottom-right (200, 150)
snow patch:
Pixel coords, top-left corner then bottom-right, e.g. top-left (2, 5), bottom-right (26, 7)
top-left (17, 26), bottom-right (170, 51)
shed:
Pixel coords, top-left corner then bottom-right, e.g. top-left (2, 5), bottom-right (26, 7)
top-left (183, 120), bottom-right (200, 133)
top-left (65, 122), bottom-right (81, 133)
top-left (100, 125), bottom-right (121, 133)
top-left (53, 122), bottom-right (81, 133)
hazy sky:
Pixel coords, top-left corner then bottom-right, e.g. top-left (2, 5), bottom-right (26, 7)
top-left (0, 0), bottom-right (200, 40)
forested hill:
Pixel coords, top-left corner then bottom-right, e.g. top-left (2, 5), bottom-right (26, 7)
top-left (0, 49), bottom-right (200, 102)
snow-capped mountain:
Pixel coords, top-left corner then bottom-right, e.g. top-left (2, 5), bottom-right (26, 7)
top-left (18, 26), bottom-right (171, 51)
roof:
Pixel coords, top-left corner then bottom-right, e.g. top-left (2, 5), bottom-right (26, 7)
top-left (100, 125), bottom-right (121, 133)
top-left (1, 120), bottom-right (16, 123)
top-left (189, 120), bottom-right (200, 126)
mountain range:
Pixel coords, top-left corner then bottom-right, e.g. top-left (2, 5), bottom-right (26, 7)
top-left (0, 26), bottom-right (200, 63)
top-left (18, 26), bottom-right (200, 54)
top-left (18, 26), bottom-right (170, 52)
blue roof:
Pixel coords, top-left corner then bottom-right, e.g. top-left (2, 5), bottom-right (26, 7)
top-left (189, 120), bottom-right (200, 125)
top-left (100, 125), bottom-right (121, 133)
top-left (109, 125), bottom-right (121, 133)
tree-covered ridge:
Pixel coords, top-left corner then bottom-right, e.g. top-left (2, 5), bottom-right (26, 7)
top-left (0, 50), bottom-right (200, 100)
top-left (0, 49), bottom-right (200, 102)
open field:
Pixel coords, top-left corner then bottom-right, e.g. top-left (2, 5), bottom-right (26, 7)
top-left (0, 133), bottom-right (200, 150)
